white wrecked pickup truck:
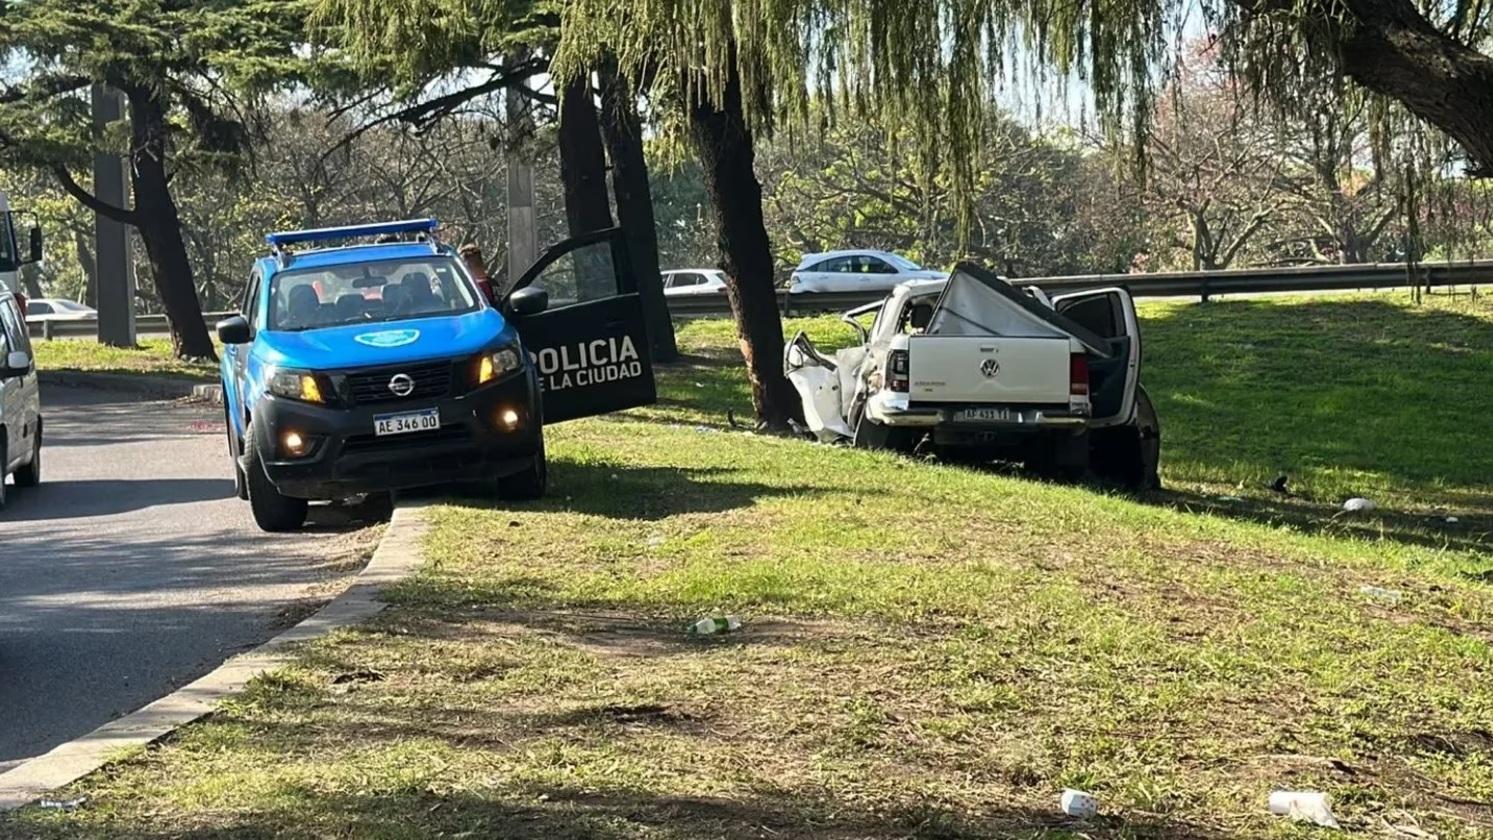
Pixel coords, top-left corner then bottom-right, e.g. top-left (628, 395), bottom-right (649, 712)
top-left (784, 263), bottom-right (1161, 488)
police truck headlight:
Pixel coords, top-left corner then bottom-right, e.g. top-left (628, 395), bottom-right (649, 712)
top-left (268, 368), bottom-right (327, 404)
top-left (475, 345), bottom-right (524, 385)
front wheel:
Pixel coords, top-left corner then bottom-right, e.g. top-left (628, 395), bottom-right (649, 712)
top-left (245, 423), bottom-right (308, 532)
top-left (498, 434), bottom-right (548, 501)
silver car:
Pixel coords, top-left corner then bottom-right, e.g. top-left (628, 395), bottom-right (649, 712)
top-left (787, 249), bottom-right (947, 294)
top-left (0, 286), bottom-right (41, 508)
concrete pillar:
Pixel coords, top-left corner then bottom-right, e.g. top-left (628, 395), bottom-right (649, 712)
top-left (505, 82), bottom-right (538, 286)
top-left (92, 84), bottom-right (136, 347)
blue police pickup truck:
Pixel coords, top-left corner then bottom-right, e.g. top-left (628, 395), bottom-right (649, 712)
top-left (218, 219), bottom-right (656, 531)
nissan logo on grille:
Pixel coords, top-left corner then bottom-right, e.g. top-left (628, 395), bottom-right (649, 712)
top-left (979, 358), bottom-right (1000, 378)
top-left (388, 373), bottom-right (416, 397)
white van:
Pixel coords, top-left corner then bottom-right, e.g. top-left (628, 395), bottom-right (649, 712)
top-left (0, 285), bottom-right (41, 508)
top-left (0, 190), bottom-right (43, 304)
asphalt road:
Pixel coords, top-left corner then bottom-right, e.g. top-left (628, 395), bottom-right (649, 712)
top-left (0, 386), bottom-right (373, 770)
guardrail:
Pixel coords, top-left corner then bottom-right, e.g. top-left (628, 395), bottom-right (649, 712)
top-left (26, 259), bottom-right (1488, 340)
top-left (27, 312), bottom-right (235, 340)
top-left (672, 259), bottom-right (1491, 317)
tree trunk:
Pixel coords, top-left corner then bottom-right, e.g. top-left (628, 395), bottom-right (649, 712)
top-left (687, 61), bottom-right (800, 430)
top-left (557, 73), bottom-right (617, 301)
top-left (73, 228), bottom-right (97, 307)
top-left (125, 86), bottom-right (217, 360)
top-left (19, 262), bottom-right (43, 298)
top-left (598, 58), bottom-right (678, 362)
top-left (1334, 0), bottom-right (1493, 175)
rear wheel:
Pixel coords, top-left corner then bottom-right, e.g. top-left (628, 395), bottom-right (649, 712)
top-left (13, 419), bottom-right (40, 488)
top-left (498, 433), bottom-right (548, 501)
top-left (1092, 387), bottom-right (1162, 491)
top-left (850, 404), bottom-right (916, 453)
top-left (1029, 432), bottom-right (1090, 483)
top-left (245, 423), bottom-right (308, 532)
top-left (0, 439), bottom-right (8, 510)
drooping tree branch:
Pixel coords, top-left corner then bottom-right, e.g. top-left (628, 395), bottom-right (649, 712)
top-left (49, 165), bottom-right (139, 225)
top-left (1336, 0), bottom-right (1493, 176)
top-left (0, 73), bottom-right (91, 104)
top-left (325, 58), bottom-right (548, 160)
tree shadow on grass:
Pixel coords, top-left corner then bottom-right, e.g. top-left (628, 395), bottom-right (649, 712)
top-left (1145, 486), bottom-right (1493, 563)
top-left (431, 457), bottom-right (814, 521)
top-left (1140, 297), bottom-right (1493, 510)
top-left (8, 778), bottom-right (1234, 839)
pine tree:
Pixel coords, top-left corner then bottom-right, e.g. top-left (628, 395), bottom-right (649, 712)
top-left (0, 0), bottom-right (307, 359)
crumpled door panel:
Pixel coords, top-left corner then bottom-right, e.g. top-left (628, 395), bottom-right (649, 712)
top-left (784, 332), bottom-right (855, 442)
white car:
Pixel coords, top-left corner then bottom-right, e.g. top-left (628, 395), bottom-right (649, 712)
top-left (661, 269), bottom-right (728, 297)
top-left (787, 249), bottom-right (947, 294)
top-left (23, 298), bottom-right (96, 322)
top-left (0, 286), bottom-right (42, 508)
top-left (785, 264), bottom-right (1160, 488)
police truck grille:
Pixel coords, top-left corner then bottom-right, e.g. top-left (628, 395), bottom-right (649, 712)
top-left (345, 361), bottom-right (454, 404)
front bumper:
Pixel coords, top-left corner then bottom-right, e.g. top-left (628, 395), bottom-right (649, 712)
top-left (246, 370), bottom-right (542, 500)
top-left (865, 390), bottom-right (1090, 429)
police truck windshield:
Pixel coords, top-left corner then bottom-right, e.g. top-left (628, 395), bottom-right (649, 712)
top-left (269, 256), bottom-right (479, 331)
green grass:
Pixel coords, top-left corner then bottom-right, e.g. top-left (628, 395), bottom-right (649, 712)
top-left (33, 338), bottom-right (219, 382)
top-left (10, 292), bottom-right (1493, 839)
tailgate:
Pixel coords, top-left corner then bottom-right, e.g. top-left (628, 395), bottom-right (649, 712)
top-left (908, 335), bottom-right (1072, 404)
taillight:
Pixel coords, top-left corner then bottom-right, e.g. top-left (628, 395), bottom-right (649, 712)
top-left (1069, 353), bottom-right (1090, 399)
top-left (14, 293), bottom-right (26, 318)
top-left (888, 349), bottom-right (910, 392)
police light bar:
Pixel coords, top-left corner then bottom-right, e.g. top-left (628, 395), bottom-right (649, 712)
top-left (266, 218), bottom-right (439, 249)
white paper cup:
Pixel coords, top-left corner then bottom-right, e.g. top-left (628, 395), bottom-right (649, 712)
top-left (1060, 788), bottom-right (1098, 819)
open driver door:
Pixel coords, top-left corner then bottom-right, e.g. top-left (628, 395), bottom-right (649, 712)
top-left (505, 228), bottom-right (657, 423)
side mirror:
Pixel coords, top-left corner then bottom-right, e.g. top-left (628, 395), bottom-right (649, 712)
top-left (508, 287), bottom-right (549, 317)
top-left (25, 226), bottom-right (42, 264)
top-left (216, 315), bottom-right (252, 345)
top-left (2, 350), bottom-right (30, 377)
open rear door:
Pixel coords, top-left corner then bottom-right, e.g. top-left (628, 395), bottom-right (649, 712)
top-left (508, 228), bottom-right (656, 423)
top-left (1051, 288), bottom-right (1140, 426)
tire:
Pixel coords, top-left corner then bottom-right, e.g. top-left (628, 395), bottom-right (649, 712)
top-left (850, 404), bottom-right (916, 453)
top-left (0, 439), bottom-right (8, 511)
top-left (13, 419), bottom-right (40, 488)
top-left (1091, 387), bottom-right (1162, 491)
top-left (244, 423), bottom-right (308, 532)
top-left (498, 433), bottom-right (548, 501)
top-left (1030, 433), bottom-right (1090, 483)
top-left (225, 402), bottom-right (247, 500)
top-left (357, 492), bottom-right (395, 522)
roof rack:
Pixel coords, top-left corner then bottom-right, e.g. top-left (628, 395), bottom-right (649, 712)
top-left (266, 218), bottom-right (440, 267)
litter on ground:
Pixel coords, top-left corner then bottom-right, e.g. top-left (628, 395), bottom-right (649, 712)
top-left (1269, 790), bottom-right (1341, 829)
top-left (688, 615), bottom-right (743, 636)
top-left (1359, 585), bottom-right (1404, 606)
top-left (1059, 789), bottom-right (1098, 819)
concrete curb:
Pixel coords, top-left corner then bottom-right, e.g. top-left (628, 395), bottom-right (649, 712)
top-left (0, 505), bottom-right (430, 811)
top-left (37, 370), bottom-right (212, 401)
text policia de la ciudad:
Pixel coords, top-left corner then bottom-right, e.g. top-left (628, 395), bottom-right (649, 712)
top-left (530, 335), bottom-right (643, 391)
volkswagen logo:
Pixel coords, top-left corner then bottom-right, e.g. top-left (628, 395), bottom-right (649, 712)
top-left (388, 373), bottom-right (416, 397)
top-left (979, 358), bottom-right (1000, 378)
